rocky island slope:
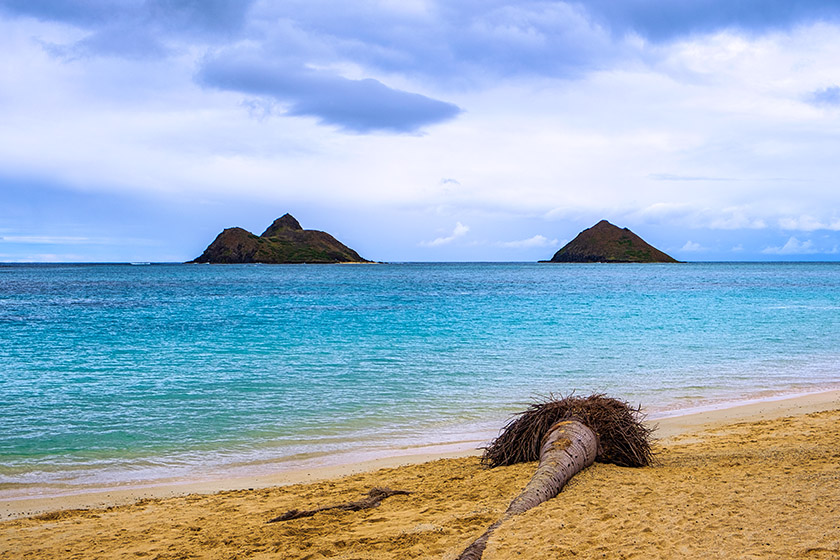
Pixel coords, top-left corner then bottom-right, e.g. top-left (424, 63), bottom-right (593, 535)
top-left (544, 220), bottom-right (679, 263)
top-left (190, 214), bottom-right (369, 264)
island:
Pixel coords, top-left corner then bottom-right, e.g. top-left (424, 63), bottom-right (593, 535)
top-left (189, 214), bottom-right (370, 264)
top-left (543, 220), bottom-right (679, 263)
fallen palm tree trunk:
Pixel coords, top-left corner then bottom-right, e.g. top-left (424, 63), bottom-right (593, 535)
top-left (267, 487), bottom-right (410, 523)
top-left (458, 420), bottom-right (597, 560)
top-left (457, 394), bottom-right (653, 560)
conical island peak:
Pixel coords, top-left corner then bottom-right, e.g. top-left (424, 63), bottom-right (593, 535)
top-left (545, 220), bottom-right (679, 263)
top-left (261, 213), bottom-right (302, 236)
top-left (190, 214), bottom-right (370, 264)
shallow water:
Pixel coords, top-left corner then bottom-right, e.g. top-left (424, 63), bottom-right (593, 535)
top-left (2, 262), bottom-right (839, 491)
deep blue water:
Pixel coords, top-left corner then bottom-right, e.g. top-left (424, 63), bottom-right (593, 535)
top-left (2, 262), bottom-right (839, 492)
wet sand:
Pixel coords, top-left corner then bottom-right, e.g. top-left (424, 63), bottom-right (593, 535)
top-left (2, 390), bottom-right (839, 559)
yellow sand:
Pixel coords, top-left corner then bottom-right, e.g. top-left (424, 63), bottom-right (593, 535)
top-left (2, 395), bottom-right (840, 559)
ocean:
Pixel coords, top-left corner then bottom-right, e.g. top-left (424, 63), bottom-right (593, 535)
top-left (2, 262), bottom-right (839, 496)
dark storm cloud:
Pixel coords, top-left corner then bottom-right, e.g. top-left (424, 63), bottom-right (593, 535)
top-left (198, 55), bottom-right (462, 133)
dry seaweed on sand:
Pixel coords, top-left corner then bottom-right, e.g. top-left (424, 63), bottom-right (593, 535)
top-left (481, 393), bottom-right (654, 468)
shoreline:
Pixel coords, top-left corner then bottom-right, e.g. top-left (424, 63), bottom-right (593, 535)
top-left (2, 388), bottom-right (839, 521)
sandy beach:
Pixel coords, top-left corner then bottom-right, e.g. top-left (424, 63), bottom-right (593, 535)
top-left (2, 390), bottom-right (839, 559)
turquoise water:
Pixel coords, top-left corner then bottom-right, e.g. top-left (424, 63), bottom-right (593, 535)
top-left (2, 262), bottom-right (839, 493)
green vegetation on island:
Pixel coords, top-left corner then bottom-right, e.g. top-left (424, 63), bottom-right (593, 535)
top-left (190, 214), bottom-right (370, 264)
top-left (544, 220), bottom-right (679, 263)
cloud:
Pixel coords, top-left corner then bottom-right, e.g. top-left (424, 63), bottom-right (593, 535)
top-left (0, 0), bottom-right (617, 82)
top-left (6, 0), bottom-right (840, 82)
top-left (0, 0), bottom-right (254, 34)
top-left (421, 222), bottom-right (469, 247)
top-left (808, 85), bottom-right (840, 106)
top-left (7, 0), bottom-right (840, 136)
top-left (198, 55), bottom-right (462, 133)
top-left (762, 236), bottom-right (817, 255)
top-left (708, 209), bottom-right (767, 230)
top-left (0, 0), bottom-right (255, 58)
top-left (680, 240), bottom-right (704, 252)
top-left (583, 0), bottom-right (840, 41)
top-left (634, 205), bottom-right (771, 231)
top-left (57, 26), bottom-right (171, 59)
top-left (147, 0), bottom-right (256, 35)
top-left (649, 173), bottom-right (733, 182)
top-left (779, 215), bottom-right (840, 231)
top-left (3, 252), bottom-right (89, 263)
top-left (0, 0), bottom-right (132, 26)
top-left (0, 234), bottom-right (153, 246)
top-left (0, 235), bottom-right (107, 244)
top-left (238, 1), bottom-right (840, 88)
top-left (247, 2), bottom-right (617, 86)
top-left (498, 235), bottom-right (559, 248)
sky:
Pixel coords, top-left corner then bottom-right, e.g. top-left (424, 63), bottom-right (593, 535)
top-left (1, 1), bottom-right (840, 262)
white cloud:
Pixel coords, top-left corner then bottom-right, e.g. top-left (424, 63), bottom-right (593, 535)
top-left (0, 236), bottom-right (108, 245)
top-left (5, 253), bottom-right (89, 263)
top-left (708, 209), bottom-right (767, 230)
top-left (648, 173), bottom-right (732, 181)
top-left (498, 235), bottom-right (559, 249)
top-left (731, 244), bottom-right (744, 252)
top-left (778, 216), bottom-right (840, 231)
top-left (420, 221), bottom-right (470, 246)
top-left (762, 237), bottom-right (817, 255)
top-left (680, 240), bottom-right (704, 251)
